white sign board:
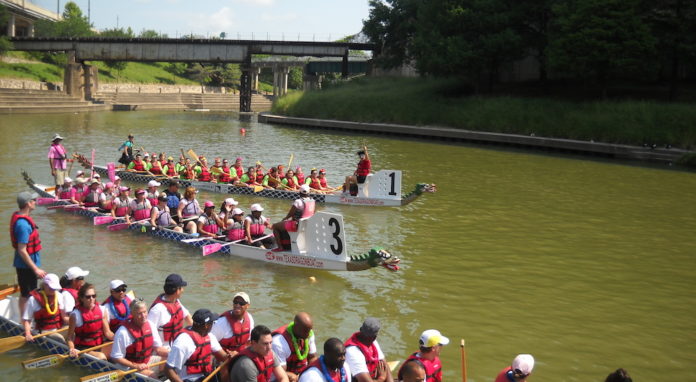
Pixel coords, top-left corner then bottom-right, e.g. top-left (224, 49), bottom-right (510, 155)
top-left (303, 212), bottom-right (348, 262)
top-left (365, 170), bottom-right (402, 200)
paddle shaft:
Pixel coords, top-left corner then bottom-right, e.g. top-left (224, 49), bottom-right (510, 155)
top-left (202, 358), bottom-right (231, 382)
top-left (22, 341), bottom-right (112, 369)
top-left (80, 360), bottom-right (166, 382)
top-left (0, 327), bottom-right (69, 354)
top-left (460, 339), bottom-right (467, 382)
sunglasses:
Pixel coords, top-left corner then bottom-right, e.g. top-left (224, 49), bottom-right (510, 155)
top-left (233, 300), bottom-right (248, 306)
top-left (112, 286), bottom-right (127, 293)
top-left (84, 294), bottom-right (97, 299)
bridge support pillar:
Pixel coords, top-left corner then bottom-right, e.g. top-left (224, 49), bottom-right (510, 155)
top-left (83, 64), bottom-right (99, 100)
top-left (272, 65), bottom-right (289, 97)
top-left (63, 54), bottom-right (84, 99)
top-left (303, 74), bottom-right (322, 90)
top-left (240, 57), bottom-right (252, 113)
top-left (251, 68), bottom-right (260, 92)
top-left (7, 14), bottom-right (16, 37)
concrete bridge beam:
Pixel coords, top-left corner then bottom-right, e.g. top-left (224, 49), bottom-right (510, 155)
top-left (7, 14), bottom-right (15, 37)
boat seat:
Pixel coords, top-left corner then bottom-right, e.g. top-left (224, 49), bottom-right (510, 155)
top-left (289, 217), bottom-right (311, 254)
top-left (357, 174), bottom-right (374, 197)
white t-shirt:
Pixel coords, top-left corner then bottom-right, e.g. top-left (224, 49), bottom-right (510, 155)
top-left (147, 298), bottom-right (190, 344)
top-left (69, 305), bottom-right (108, 327)
top-left (166, 331), bottom-right (222, 381)
top-left (61, 290), bottom-right (76, 313)
top-left (210, 312), bottom-right (255, 346)
top-left (345, 340), bottom-right (385, 377)
top-left (22, 292), bottom-right (65, 322)
top-left (272, 329), bottom-right (317, 368)
top-left (298, 363), bottom-right (351, 382)
top-left (110, 320), bottom-right (163, 360)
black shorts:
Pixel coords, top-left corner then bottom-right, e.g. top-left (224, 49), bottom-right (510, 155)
top-left (357, 175), bottom-right (367, 184)
top-left (16, 267), bottom-right (38, 297)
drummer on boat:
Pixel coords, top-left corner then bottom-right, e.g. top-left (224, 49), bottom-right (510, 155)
top-left (198, 201), bottom-right (225, 238)
top-left (177, 187), bottom-right (201, 234)
top-left (272, 184), bottom-right (316, 251)
top-left (66, 283), bottom-right (114, 360)
top-left (148, 274), bottom-right (193, 346)
top-left (22, 274), bottom-right (66, 342)
top-left (151, 194), bottom-right (184, 232)
top-left (343, 146), bottom-right (371, 196)
top-left (211, 291), bottom-right (254, 357)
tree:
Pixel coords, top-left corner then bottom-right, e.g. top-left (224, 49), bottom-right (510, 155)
top-left (362, 0), bottom-right (419, 68)
top-left (548, 0), bottom-right (656, 97)
top-left (288, 66), bottom-right (303, 89)
top-left (0, 5), bottom-right (12, 55)
top-left (35, 1), bottom-right (94, 37)
top-left (510, 0), bottom-right (556, 82)
top-left (100, 27), bottom-right (135, 78)
top-left (139, 29), bottom-right (166, 39)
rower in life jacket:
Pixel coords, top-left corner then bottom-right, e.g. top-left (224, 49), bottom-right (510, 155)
top-left (198, 157), bottom-right (213, 182)
top-left (166, 309), bottom-right (225, 382)
top-left (149, 294), bottom-right (186, 343)
top-left (397, 329), bottom-right (449, 382)
top-left (130, 190), bottom-right (152, 221)
top-left (272, 313), bottom-right (317, 378)
top-left (148, 273), bottom-right (191, 345)
top-left (128, 153), bottom-right (145, 171)
top-left (112, 188), bottom-right (132, 217)
top-left (102, 279), bottom-right (132, 332)
top-left (216, 309), bottom-right (252, 353)
top-left (71, 291), bottom-right (107, 348)
top-left (198, 201), bottom-right (223, 237)
top-left (28, 287), bottom-right (63, 331)
top-left (219, 160), bottom-right (232, 183)
top-left (175, 327), bottom-right (214, 375)
top-left (124, 317), bottom-right (156, 364)
top-left (226, 208), bottom-right (246, 242)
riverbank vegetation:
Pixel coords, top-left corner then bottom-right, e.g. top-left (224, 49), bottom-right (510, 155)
top-left (272, 77), bottom-right (696, 148)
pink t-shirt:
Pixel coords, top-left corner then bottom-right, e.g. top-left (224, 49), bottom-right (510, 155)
top-left (47, 143), bottom-right (68, 170)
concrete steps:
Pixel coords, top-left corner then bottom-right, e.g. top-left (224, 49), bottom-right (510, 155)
top-left (93, 92), bottom-right (274, 112)
top-left (0, 88), bottom-right (109, 113)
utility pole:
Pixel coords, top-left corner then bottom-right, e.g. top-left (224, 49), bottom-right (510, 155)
top-left (116, 15), bottom-right (119, 28)
top-left (88, 0), bottom-right (91, 23)
top-left (56, 0), bottom-right (60, 18)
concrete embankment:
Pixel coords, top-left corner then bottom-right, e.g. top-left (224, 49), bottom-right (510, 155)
top-left (258, 113), bottom-right (694, 165)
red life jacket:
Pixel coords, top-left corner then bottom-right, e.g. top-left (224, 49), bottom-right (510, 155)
top-left (356, 159), bottom-right (371, 177)
top-left (102, 295), bottom-right (132, 332)
top-left (285, 177), bottom-right (296, 189)
top-left (63, 288), bottom-right (78, 301)
top-left (176, 328), bottom-right (213, 375)
top-left (233, 347), bottom-right (275, 382)
top-left (166, 165), bottom-right (177, 177)
top-left (244, 174), bottom-right (256, 185)
top-left (305, 359), bottom-right (344, 382)
top-left (59, 187), bottom-right (74, 200)
top-left (227, 221), bottom-right (245, 242)
top-left (255, 171), bottom-right (264, 184)
top-left (248, 216), bottom-right (266, 237)
top-left (201, 214), bottom-right (219, 235)
top-left (131, 200), bottom-right (151, 221)
top-left (272, 324), bottom-right (310, 374)
top-left (150, 294), bottom-right (184, 343)
top-left (199, 166), bottom-right (212, 182)
top-left (150, 162), bottom-right (163, 175)
top-left (308, 177), bottom-right (321, 190)
top-left (234, 165), bottom-right (243, 178)
top-left (147, 192), bottom-right (159, 208)
top-left (319, 177), bottom-right (327, 188)
top-left (29, 289), bottom-right (62, 331)
top-left (398, 353), bottom-right (442, 382)
top-left (218, 311), bottom-right (251, 351)
top-left (132, 160), bottom-right (145, 171)
top-left (74, 304), bottom-right (104, 347)
top-left (296, 173), bottom-right (305, 185)
top-left (10, 212), bottom-right (42, 254)
top-left (125, 319), bottom-right (155, 364)
top-left (344, 332), bottom-right (379, 378)
top-left (219, 166), bottom-right (232, 183)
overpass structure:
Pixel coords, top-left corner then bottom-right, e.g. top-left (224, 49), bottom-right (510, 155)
top-left (9, 37), bottom-right (376, 111)
top-left (1, 0), bottom-right (60, 37)
top-left (250, 57), bottom-right (370, 94)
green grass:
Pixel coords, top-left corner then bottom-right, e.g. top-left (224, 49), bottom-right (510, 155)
top-left (92, 61), bottom-right (197, 85)
top-left (272, 77), bottom-right (696, 148)
top-left (0, 61), bottom-right (64, 82)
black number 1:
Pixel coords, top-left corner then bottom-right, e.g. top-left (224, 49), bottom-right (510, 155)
top-left (328, 218), bottom-right (343, 255)
top-left (388, 172), bottom-right (397, 196)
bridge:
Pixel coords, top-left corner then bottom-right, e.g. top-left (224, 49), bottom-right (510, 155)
top-left (9, 37), bottom-right (376, 111)
top-left (1, 0), bottom-right (60, 37)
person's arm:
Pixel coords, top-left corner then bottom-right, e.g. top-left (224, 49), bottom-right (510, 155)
top-left (177, 200), bottom-right (185, 220)
top-left (283, 206), bottom-right (297, 221)
top-left (264, 217), bottom-right (273, 229)
top-left (150, 207), bottom-right (159, 228)
top-left (164, 364), bottom-right (183, 382)
top-left (17, 243), bottom-right (46, 279)
top-left (274, 365), bottom-right (290, 382)
top-left (244, 219), bottom-right (253, 243)
top-left (102, 310), bottom-right (114, 341)
top-left (66, 313), bottom-right (79, 357)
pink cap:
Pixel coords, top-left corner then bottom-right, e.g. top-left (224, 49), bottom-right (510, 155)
top-left (105, 182), bottom-right (114, 188)
top-left (204, 201), bottom-right (215, 208)
top-left (120, 186), bottom-right (130, 191)
top-left (135, 189), bottom-right (146, 195)
top-left (236, 157), bottom-right (243, 162)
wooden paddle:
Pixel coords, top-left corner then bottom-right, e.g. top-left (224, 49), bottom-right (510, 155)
top-left (93, 216), bottom-right (116, 225)
top-left (202, 234), bottom-right (273, 256)
top-left (80, 360), bottom-right (166, 382)
top-left (460, 339), bottom-right (467, 382)
top-left (0, 327), bottom-right (69, 354)
top-left (47, 203), bottom-right (79, 210)
top-left (181, 235), bottom-right (225, 243)
top-left (202, 358), bottom-right (231, 382)
top-left (22, 341), bottom-right (113, 369)
top-left (37, 197), bottom-right (69, 206)
top-left (0, 284), bottom-right (20, 300)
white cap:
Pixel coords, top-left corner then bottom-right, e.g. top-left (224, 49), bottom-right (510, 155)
top-left (224, 198), bottom-right (238, 206)
top-left (233, 292), bottom-right (250, 304)
top-left (64, 177), bottom-right (73, 183)
top-left (65, 266), bottom-right (89, 280)
top-left (43, 274), bottom-right (61, 290)
top-left (52, 133), bottom-right (64, 141)
top-left (93, 173), bottom-right (101, 178)
top-left (114, 176), bottom-right (121, 181)
top-left (299, 184), bottom-right (310, 194)
top-left (143, 152), bottom-right (150, 157)
top-left (419, 329), bottom-right (450, 348)
top-left (76, 170), bottom-right (84, 176)
top-left (109, 279), bottom-right (126, 290)
top-left (148, 180), bottom-right (161, 187)
top-left (75, 177), bottom-right (87, 184)
top-left (512, 354), bottom-right (535, 376)
top-left (232, 208), bottom-right (244, 215)
top-left (250, 203), bottom-right (263, 212)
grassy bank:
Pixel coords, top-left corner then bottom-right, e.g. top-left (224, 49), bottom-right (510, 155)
top-left (272, 77), bottom-right (696, 149)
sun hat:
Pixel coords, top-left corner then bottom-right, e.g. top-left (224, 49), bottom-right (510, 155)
top-left (250, 203), bottom-right (263, 212)
top-left (232, 208), bottom-right (244, 215)
top-left (65, 266), bottom-right (89, 280)
top-left (148, 180), bottom-right (161, 187)
top-left (512, 354), bottom-right (535, 376)
top-left (419, 329), bottom-right (450, 348)
top-left (224, 198), bottom-right (238, 206)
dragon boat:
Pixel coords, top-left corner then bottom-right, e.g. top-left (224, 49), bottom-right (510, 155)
top-left (23, 171), bottom-right (400, 272)
top-left (75, 157), bottom-right (435, 207)
top-left (0, 292), bottom-right (160, 382)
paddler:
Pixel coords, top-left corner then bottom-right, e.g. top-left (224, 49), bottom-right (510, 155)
top-left (110, 299), bottom-right (170, 377)
top-left (73, 176), bottom-right (89, 198)
top-left (99, 182), bottom-right (116, 211)
top-left (317, 169), bottom-right (331, 191)
top-left (277, 164), bottom-right (286, 179)
top-left (128, 189), bottom-right (152, 224)
top-left (218, 198), bottom-right (239, 228)
top-left (11, 191), bottom-right (46, 316)
top-left (163, 180), bottom-right (182, 218)
top-left (148, 274), bottom-right (193, 346)
top-left (218, 158), bottom-right (235, 184)
top-left (111, 186), bottom-right (133, 218)
top-left (255, 163), bottom-right (266, 184)
top-left (295, 167), bottom-right (306, 185)
top-left (162, 157), bottom-right (179, 178)
top-left (228, 325), bottom-right (289, 382)
top-left (118, 134), bottom-right (135, 165)
top-left (102, 279), bottom-right (132, 332)
top-left (272, 184), bottom-right (315, 251)
top-left (177, 186), bottom-right (201, 234)
top-left (233, 157), bottom-right (244, 178)
top-left (306, 169), bottom-right (322, 191)
top-left (196, 156), bottom-right (214, 182)
top-left (81, 179), bottom-right (102, 208)
top-left (344, 317), bottom-right (393, 382)
top-left (210, 157), bottom-right (223, 180)
top-left (397, 330), bottom-right (449, 382)
top-left (60, 266), bottom-right (89, 316)
top-left (146, 180), bottom-right (161, 206)
top-left (240, 166), bottom-right (262, 186)
top-left (150, 154), bottom-right (164, 175)
top-left (197, 201), bottom-right (225, 238)
top-left (282, 169), bottom-right (299, 191)
top-left (22, 274), bottom-right (66, 342)
top-left (262, 167), bottom-right (283, 189)
top-left (127, 153), bottom-right (147, 172)
top-left (298, 338), bottom-right (351, 382)
top-left (245, 203), bottom-right (273, 248)
top-left (399, 360), bottom-right (426, 382)
top-left (176, 156), bottom-right (187, 174)
top-left (57, 177), bottom-right (79, 204)
top-left (151, 194), bottom-right (184, 232)
top-left (225, 208), bottom-right (246, 242)
top-left (494, 354), bottom-right (534, 382)
top-left (211, 291), bottom-right (254, 357)
top-left (143, 153), bottom-right (154, 171)
top-left (272, 312), bottom-right (318, 381)
top-left (180, 158), bottom-right (196, 180)
top-left (343, 146), bottom-right (371, 196)
top-left (48, 133), bottom-right (70, 190)
top-left (66, 283), bottom-right (114, 360)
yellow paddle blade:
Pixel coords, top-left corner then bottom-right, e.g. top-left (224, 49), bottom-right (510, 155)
top-left (126, 290), bottom-right (135, 300)
top-left (80, 368), bottom-right (126, 382)
top-left (388, 360), bottom-right (400, 373)
top-left (22, 353), bottom-right (66, 369)
top-left (0, 284), bottom-right (19, 300)
top-left (253, 186), bottom-right (264, 193)
top-left (0, 335), bottom-right (28, 353)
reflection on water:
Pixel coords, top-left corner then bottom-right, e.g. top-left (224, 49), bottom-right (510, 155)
top-left (0, 111), bottom-right (695, 382)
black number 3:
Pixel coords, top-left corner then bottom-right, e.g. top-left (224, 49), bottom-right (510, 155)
top-left (328, 218), bottom-right (343, 255)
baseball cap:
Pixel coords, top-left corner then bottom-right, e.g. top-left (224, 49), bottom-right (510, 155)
top-left (75, 177), bottom-right (87, 184)
top-left (164, 273), bottom-right (187, 287)
top-left (232, 208), bottom-right (244, 215)
top-left (105, 182), bottom-right (114, 188)
top-left (250, 203), bottom-right (263, 212)
top-left (192, 308), bottom-right (219, 325)
top-left (64, 177), bottom-right (73, 183)
top-left (91, 179), bottom-right (100, 185)
top-left (204, 200), bottom-right (215, 208)
top-left (299, 184), bottom-right (310, 194)
top-left (17, 191), bottom-right (38, 208)
top-left (319, 168), bottom-right (326, 174)
top-left (43, 274), bottom-right (61, 290)
top-left (120, 186), bottom-right (130, 192)
top-left (419, 329), bottom-right (450, 348)
top-left (109, 279), bottom-right (127, 290)
top-left (233, 292), bottom-right (250, 304)
top-left (65, 266), bottom-right (89, 280)
top-left (114, 176), bottom-right (121, 181)
top-left (52, 133), bottom-right (64, 141)
top-left (224, 198), bottom-right (238, 206)
top-left (360, 317), bottom-right (381, 337)
top-left (135, 189), bottom-right (146, 195)
top-left (512, 354), bottom-right (535, 376)
top-left (148, 180), bottom-right (161, 187)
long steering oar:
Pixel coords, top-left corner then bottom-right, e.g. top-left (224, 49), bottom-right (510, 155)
top-left (202, 234), bottom-right (273, 256)
top-left (0, 327), bottom-right (69, 354)
top-left (202, 358), bottom-right (231, 382)
top-left (22, 341), bottom-right (113, 369)
top-left (108, 219), bottom-right (149, 232)
top-left (80, 360), bottom-right (166, 382)
top-left (460, 339), bottom-right (467, 382)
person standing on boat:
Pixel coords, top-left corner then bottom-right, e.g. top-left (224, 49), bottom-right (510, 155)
top-left (343, 146), bottom-right (371, 196)
top-left (22, 273), bottom-right (65, 342)
top-left (148, 274), bottom-right (193, 346)
top-left (102, 279), bottom-right (132, 332)
top-left (211, 291), bottom-right (254, 357)
top-left (165, 308), bottom-right (228, 382)
top-left (197, 201), bottom-right (225, 238)
top-left (245, 204), bottom-right (273, 248)
top-left (66, 283), bottom-right (114, 360)
top-left (151, 194), bottom-right (184, 233)
top-left (228, 325), bottom-right (289, 382)
top-left (48, 133), bottom-right (70, 190)
top-left (177, 187), bottom-right (201, 234)
top-left (397, 330), bottom-right (449, 382)
top-left (60, 266), bottom-right (89, 317)
top-left (344, 317), bottom-right (393, 382)
top-left (11, 191), bottom-right (46, 316)
top-left (111, 299), bottom-right (170, 377)
top-left (298, 338), bottom-right (351, 382)
top-left (118, 134), bottom-right (135, 165)
top-left (494, 354), bottom-right (534, 382)
top-left (272, 184), bottom-right (316, 251)
top-left (272, 312), bottom-right (318, 381)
